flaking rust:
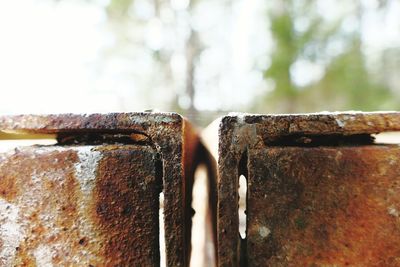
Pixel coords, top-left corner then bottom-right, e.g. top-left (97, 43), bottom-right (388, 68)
top-left (216, 112), bottom-right (400, 266)
top-left (0, 112), bottom-right (200, 267)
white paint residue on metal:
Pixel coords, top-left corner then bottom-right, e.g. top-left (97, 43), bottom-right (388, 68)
top-left (335, 118), bottom-right (346, 128)
top-left (0, 199), bottom-right (24, 266)
top-left (259, 226), bottom-right (271, 238)
top-left (73, 146), bottom-right (103, 263)
top-left (34, 245), bottom-right (54, 267)
top-left (388, 206), bottom-right (399, 217)
top-left (74, 146), bottom-right (102, 194)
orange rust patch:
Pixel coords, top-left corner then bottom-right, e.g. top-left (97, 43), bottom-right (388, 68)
top-left (0, 172), bottom-right (19, 202)
top-left (12, 149), bottom-right (85, 265)
top-left (0, 147), bottom-right (101, 266)
top-left (0, 145), bottom-right (164, 266)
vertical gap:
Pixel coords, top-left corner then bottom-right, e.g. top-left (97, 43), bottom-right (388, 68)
top-left (238, 150), bottom-right (248, 267)
top-left (156, 155), bottom-right (166, 267)
top-left (238, 175), bottom-right (247, 239)
top-left (159, 192), bottom-right (166, 267)
top-left (190, 164), bottom-right (216, 267)
top-left (238, 150), bottom-right (248, 239)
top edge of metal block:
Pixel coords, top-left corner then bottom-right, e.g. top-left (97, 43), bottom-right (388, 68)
top-left (0, 112), bottom-right (184, 134)
top-left (220, 111), bottom-right (400, 136)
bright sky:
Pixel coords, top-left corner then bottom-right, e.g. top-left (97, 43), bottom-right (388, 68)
top-left (0, 0), bottom-right (399, 114)
top-left (0, 0), bottom-right (121, 114)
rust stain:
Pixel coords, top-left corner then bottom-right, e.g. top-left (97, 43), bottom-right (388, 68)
top-left (216, 112), bottom-right (400, 267)
top-left (0, 147), bottom-right (103, 266)
top-left (0, 112), bottom-right (200, 267)
top-left (0, 145), bottom-right (162, 266)
top-left (91, 145), bottom-right (161, 266)
top-left (246, 146), bottom-right (400, 266)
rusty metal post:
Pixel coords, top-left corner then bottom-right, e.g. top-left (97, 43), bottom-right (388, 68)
top-left (216, 112), bottom-right (400, 266)
top-left (0, 113), bottom-right (199, 267)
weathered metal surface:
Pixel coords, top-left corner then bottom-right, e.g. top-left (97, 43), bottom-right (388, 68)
top-left (248, 146), bottom-right (400, 266)
top-left (0, 112), bottom-right (200, 267)
top-left (216, 112), bottom-right (400, 267)
top-left (0, 145), bottom-right (160, 266)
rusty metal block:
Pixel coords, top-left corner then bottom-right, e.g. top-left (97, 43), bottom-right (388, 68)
top-left (216, 112), bottom-right (400, 266)
top-left (0, 113), bottom-right (199, 267)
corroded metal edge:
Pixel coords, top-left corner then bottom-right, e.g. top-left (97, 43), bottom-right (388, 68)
top-left (216, 111), bottom-right (400, 267)
top-left (234, 111), bottom-right (400, 138)
top-left (0, 112), bottom-right (200, 267)
top-left (0, 112), bottom-right (181, 134)
top-left (217, 116), bottom-right (243, 267)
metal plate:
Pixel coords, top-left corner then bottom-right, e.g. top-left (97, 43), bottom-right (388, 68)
top-left (216, 112), bottom-right (400, 266)
top-left (248, 145), bottom-right (400, 266)
top-left (0, 113), bottom-right (200, 267)
top-left (0, 145), bottom-right (160, 266)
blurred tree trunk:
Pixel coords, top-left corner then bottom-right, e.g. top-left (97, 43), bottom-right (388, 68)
top-left (185, 30), bottom-right (199, 118)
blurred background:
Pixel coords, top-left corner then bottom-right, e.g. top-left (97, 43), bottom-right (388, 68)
top-left (1, 0), bottom-right (400, 127)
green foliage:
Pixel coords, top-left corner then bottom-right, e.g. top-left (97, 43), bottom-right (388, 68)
top-left (318, 40), bottom-right (392, 110)
top-left (265, 8), bottom-right (296, 98)
top-left (106, 0), bottom-right (134, 18)
top-left (260, 0), bottom-right (400, 113)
